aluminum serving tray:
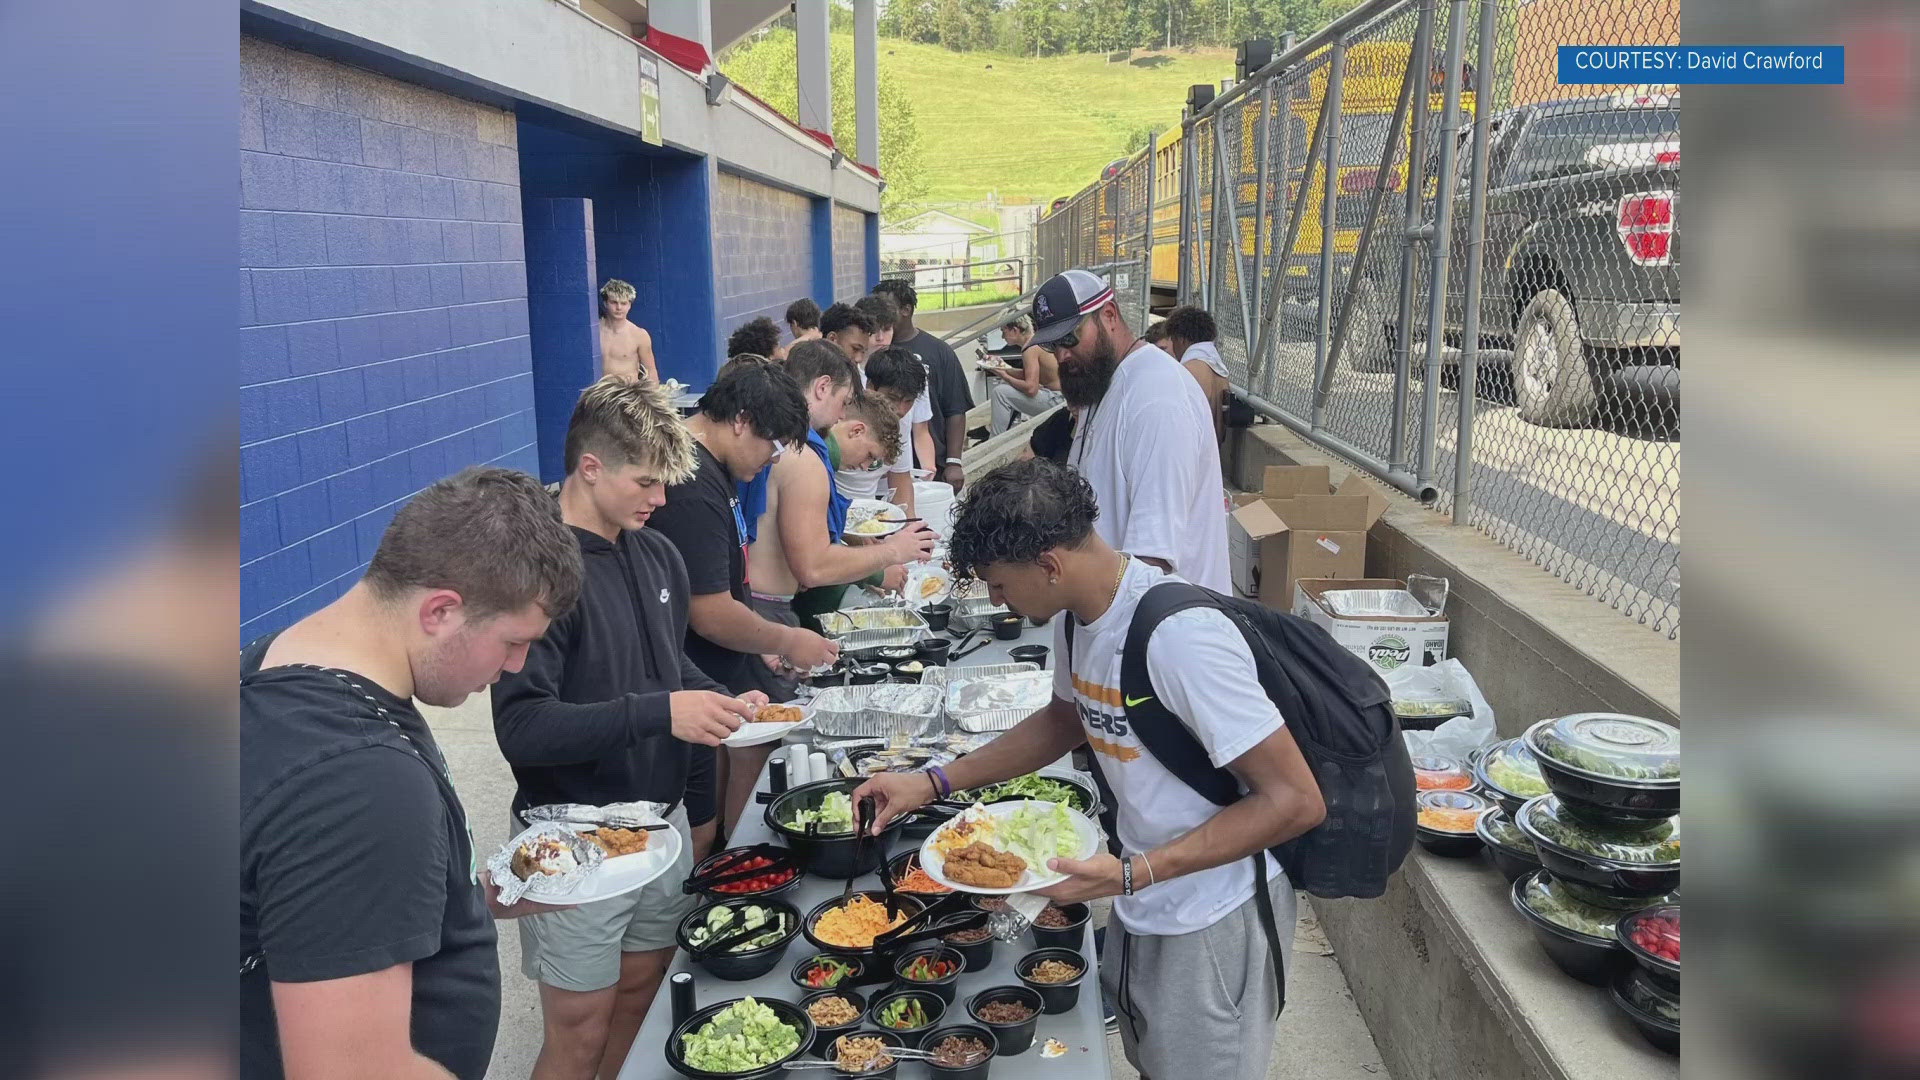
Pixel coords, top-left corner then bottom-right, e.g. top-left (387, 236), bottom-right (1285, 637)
top-left (922, 662), bottom-right (1047, 733)
top-left (817, 605), bottom-right (930, 650)
top-left (950, 594), bottom-right (1011, 633)
top-left (807, 679), bottom-right (946, 740)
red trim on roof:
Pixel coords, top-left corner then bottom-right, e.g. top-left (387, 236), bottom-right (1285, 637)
top-left (637, 25), bottom-right (711, 74)
top-left (725, 82), bottom-right (885, 182)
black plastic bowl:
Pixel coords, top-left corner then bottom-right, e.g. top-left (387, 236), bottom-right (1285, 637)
top-left (922, 1024), bottom-right (999, 1079)
top-left (666, 996), bottom-right (816, 1080)
top-left (1415, 825), bottom-right (1485, 858)
top-left (1007, 644), bottom-right (1050, 668)
top-left (990, 613), bottom-right (1024, 640)
top-left (676, 897), bottom-right (802, 982)
top-left (893, 946), bottom-right (967, 1005)
top-left (1516, 800), bottom-right (1680, 900)
top-left (941, 922), bottom-right (996, 971)
top-left (792, 952), bottom-right (868, 993)
top-left (686, 845), bottom-right (804, 903)
top-left (1015, 948), bottom-right (1087, 1014)
top-left (922, 604), bottom-right (953, 632)
top-left (823, 1029), bottom-right (906, 1078)
top-left (766, 778), bottom-right (907, 879)
top-left (1618, 904), bottom-right (1680, 991)
top-left (967, 985), bottom-right (1043, 1056)
top-left (802, 892), bottom-right (926, 961)
top-left (1610, 968), bottom-right (1680, 1054)
top-left (1474, 812), bottom-right (1542, 884)
top-left (884, 850), bottom-right (957, 902)
top-left (868, 987), bottom-right (947, 1047)
top-left (800, 988), bottom-right (870, 1056)
top-left (1028, 903), bottom-right (1090, 952)
top-left (1509, 871), bottom-right (1627, 987)
top-left (1533, 752), bottom-right (1680, 828)
top-left (916, 638), bottom-right (953, 666)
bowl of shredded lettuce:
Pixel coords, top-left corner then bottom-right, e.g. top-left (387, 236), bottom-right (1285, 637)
top-left (669, 996), bottom-right (813, 1078)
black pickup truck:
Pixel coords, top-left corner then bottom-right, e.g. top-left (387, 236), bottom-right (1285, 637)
top-left (1348, 92), bottom-right (1680, 428)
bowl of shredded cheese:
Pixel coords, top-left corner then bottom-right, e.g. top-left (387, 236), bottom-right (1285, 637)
top-left (803, 892), bottom-right (925, 958)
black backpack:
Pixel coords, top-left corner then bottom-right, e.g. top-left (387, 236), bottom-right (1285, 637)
top-left (1065, 581), bottom-right (1416, 1013)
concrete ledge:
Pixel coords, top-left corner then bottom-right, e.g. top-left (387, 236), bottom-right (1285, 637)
top-left (1313, 849), bottom-right (1679, 1080)
top-left (1228, 423), bottom-right (1679, 727)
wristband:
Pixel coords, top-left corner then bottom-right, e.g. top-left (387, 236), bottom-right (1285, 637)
top-left (944, 458), bottom-right (963, 467)
top-left (927, 765), bottom-right (952, 799)
top-left (1121, 855), bottom-right (1136, 896)
top-left (1139, 851), bottom-right (1158, 887)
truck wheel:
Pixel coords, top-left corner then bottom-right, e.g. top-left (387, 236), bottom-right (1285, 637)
top-left (1343, 276), bottom-right (1394, 373)
top-left (1514, 288), bottom-right (1599, 428)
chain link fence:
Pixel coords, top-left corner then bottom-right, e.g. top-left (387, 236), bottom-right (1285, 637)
top-left (1031, 0), bottom-right (1680, 638)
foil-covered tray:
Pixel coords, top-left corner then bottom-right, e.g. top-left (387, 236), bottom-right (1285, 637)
top-left (923, 663), bottom-right (1048, 733)
top-left (809, 680), bottom-right (945, 739)
top-left (950, 594), bottom-right (1011, 633)
top-left (818, 606), bottom-right (930, 650)
top-left (519, 800), bottom-right (672, 829)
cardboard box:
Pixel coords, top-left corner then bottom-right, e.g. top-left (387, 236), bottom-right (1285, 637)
top-left (1293, 577), bottom-right (1452, 673)
top-left (1228, 466), bottom-right (1387, 604)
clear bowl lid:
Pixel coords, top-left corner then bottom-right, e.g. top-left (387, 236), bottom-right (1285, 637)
top-left (1518, 795), bottom-right (1680, 865)
top-left (1475, 806), bottom-right (1535, 852)
top-left (1411, 754), bottom-right (1473, 791)
top-left (1525, 713), bottom-right (1681, 783)
top-left (1478, 738), bottom-right (1551, 799)
top-left (1519, 870), bottom-right (1674, 940)
top-left (1416, 788), bottom-right (1490, 832)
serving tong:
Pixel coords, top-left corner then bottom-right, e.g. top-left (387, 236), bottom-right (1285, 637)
top-left (682, 900), bottom-right (792, 961)
top-left (781, 1045), bottom-right (956, 1071)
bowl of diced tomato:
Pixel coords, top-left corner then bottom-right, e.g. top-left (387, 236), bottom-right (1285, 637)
top-left (1617, 903), bottom-right (1679, 989)
top-left (687, 844), bottom-right (803, 902)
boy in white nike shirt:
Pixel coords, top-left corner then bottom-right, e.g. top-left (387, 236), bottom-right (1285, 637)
top-left (855, 459), bottom-right (1325, 1079)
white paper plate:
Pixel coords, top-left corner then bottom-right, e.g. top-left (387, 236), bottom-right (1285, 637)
top-left (918, 800), bottom-right (1101, 895)
top-left (520, 822), bottom-right (683, 905)
top-left (724, 702), bottom-right (811, 747)
top-left (845, 516), bottom-right (908, 539)
top-left (904, 565), bottom-right (953, 606)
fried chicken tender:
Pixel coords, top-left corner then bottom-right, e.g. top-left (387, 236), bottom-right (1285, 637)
top-left (943, 842), bottom-right (1027, 889)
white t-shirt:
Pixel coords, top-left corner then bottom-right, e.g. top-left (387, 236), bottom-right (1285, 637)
top-left (1069, 343), bottom-right (1230, 592)
top-left (1181, 340), bottom-right (1231, 380)
top-left (835, 388), bottom-right (931, 499)
top-left (1051, 558), bottom-right (1285, 936)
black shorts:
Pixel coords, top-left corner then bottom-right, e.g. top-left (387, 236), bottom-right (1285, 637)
top-left (684, 743), bottom-right (718, 828)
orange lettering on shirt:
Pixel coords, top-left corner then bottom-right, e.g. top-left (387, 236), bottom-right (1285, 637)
top-left (1071, 674), bottom-right (1123, 708)
top-left (1087, 735), bottom-right (1142, 762)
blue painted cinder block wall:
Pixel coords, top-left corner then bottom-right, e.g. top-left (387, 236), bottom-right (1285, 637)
top-left (240, 38), bottom-right (537, 639)
top-left (522, 196), bottom-right (600, 483)
top-left (713, 171), bottom-right (813, 336)
top-left (833, 204), bottom-right (868, 303)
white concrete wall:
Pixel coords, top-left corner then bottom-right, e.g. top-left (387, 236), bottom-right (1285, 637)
top-left (249, 0), bottom-right (881, 214)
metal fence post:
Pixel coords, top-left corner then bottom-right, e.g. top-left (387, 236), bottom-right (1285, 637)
top-left (1391, 0), bottom-right (1437, 471)
top-left (1214, 114), bottom-right (1257, 351)
top-left (1252, 81), bottom-right (1272, 358)
top-left (1452, 0), bottom-right (1498, 525)
top-left (1249, 69), bottom-right (1333, 395)
top-left (1142, 133), bottom-right (1157, 322)
top-left (1415, 0), bottom-right (1471, 490)
top-left (1311, 41), bottom-right (1348, 435)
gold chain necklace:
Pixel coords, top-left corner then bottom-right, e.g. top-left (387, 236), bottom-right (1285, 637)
top-left (1103, 554), bottom-right (1129, 614)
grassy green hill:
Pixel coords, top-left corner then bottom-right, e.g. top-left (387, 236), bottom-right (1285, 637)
top-left (881, 40), bottom-right (1232, 205)
top-left (721, 33), bottom-right (1233, 211)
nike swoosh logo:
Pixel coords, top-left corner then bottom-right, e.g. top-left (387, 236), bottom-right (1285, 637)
top-left (1123, 694), bottom-right (1153, 707)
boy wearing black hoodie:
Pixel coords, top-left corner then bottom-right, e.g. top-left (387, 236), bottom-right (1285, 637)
top-left (492, 376), bottom-right (764, 1080)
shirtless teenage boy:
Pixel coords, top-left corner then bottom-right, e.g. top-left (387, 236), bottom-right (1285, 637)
top-left (599, 279), bottom-right (659, 385)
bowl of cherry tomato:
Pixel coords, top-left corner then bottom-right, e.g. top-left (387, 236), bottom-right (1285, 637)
top-left (1617, 903), bottom-right (1679, 990)
top-left (685, 844), bottom-right (803, 902)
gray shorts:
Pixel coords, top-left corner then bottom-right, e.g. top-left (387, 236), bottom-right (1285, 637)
top-left (733, 594), bottom-right (802, 701)
top-left (1101, 879), bottom-right (1297, 1079)
top-left (515, 805), bottom-right (700, 993)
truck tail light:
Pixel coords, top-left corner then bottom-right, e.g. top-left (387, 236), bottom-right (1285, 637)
top-left (1618, 191), bottom-right (1675, 265)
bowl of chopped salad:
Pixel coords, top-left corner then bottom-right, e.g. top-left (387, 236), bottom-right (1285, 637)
top-left (945, 771), bottom-right (1099, 816)
top-left (1414, 789), bottom-right (1491, 858)
top-left (1516, 795), bottom-right (1679, 899)
top-left (765, 778), bottom-right (905, 880)
top-left (667, 996), bottom-right (815, 1079)
top-left (791, 953), bottom-right (868, 993)
top-left (1472, 738), bottom-right (1552, 816)
top-left (1523, 714), bottom-right (1680, 827)
top-left (1510, 870), bottom-right (1673, 986)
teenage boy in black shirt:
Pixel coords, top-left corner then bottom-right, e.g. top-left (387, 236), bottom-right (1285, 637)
top-left (492, 377), bottom-right (763, 1080)
top-left (650, 361), bottom-right (837, 841)
top-left (872, 278), bottom-right (974, 490)
top-left (241, 466), bottom-right (585, 1080)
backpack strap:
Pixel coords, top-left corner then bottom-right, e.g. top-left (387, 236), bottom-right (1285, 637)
top-left (1115, 580), bottom-right (1288, 1019)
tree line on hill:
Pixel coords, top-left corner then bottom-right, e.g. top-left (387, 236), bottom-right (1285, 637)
top-left (877, 0), bottom-right (1366, 58)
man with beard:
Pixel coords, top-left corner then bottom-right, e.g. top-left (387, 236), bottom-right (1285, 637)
top-left (242, 467), bottom-right (586, 1079)
top-left (1025, 269), bottom-right (1229, 592)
